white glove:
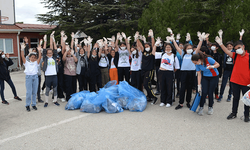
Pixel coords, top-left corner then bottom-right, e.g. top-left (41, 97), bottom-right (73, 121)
top-left (66, 45), bottom-right (70, 52)
top-left (167, 28), bottom-right (173, 35)
top-left (134, 31), bottom-right (139, 42)
top-left (165, 36), bottom-right (171, 43)
top-left (70, 50), bottom-right (74, 55)
top-left (127, 36), bottom-right (131, 42)
top-left (107, 35), bottom-right (115, 42)
top-left (50, 31), bottom-right (55, 37)
top-left (169, 34), bottom-right (175, 41)
top-left (206, 65), bottom-right (214, 69)
top-left (197, 31), bottom-right (201, 37)
top-left (215, 36), bottom-right (223, 45)
top-left (20, 43), bottom-right (26, 51)
top-left (87, 36), bottom-right (93, 45)
top-left (103, 37), bottom-right (108, 45)
top-left (176, 33), bottom-right (181, 40)
top-left (62, 35), bottom-right (67, 42)
top-left (97, 39), bottom-right (104, 48)
top-left (148, 29), bottom-right (154, 37)
top-left (141, 35), bottom-right (146, 43)
top-left (74, 38), bottom-right (78, 46)
top-left (39, 39), bottom-right (43, 46)
top-left (218, 29), bottom-right (223, 39)
top-left (155, 37), bottom-right (161, 46)
top-left (43, 35), bottom-right (47, 42)
top-left (198, 85), bottom-right (202, 93)
top-left (37, 45), bottom-right (42, 53)
top-left (71, 32), bottom-right (75, 39)
top-left (60, 31), bottom-right (65, 37)
top-left (121, 32), bottom-right (126, 39)
top-left (80, 40), bottom-right (84, 45)
top-left (83, 39), bottom-right (88, 46)
top-left (117, 32), bottom-right (121, 41)
top-left (186, 33), bottom-right (191, 41)
top-left (239, 29), bottom-right (245, 36)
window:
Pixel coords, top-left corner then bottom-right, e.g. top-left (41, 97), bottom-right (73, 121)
top-left (30, 38), bottom-right (39, 48)
top-left (0, 39), bottom-right (13, 54)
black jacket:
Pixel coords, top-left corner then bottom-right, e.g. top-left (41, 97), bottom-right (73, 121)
top-left (212, 52), bottom-right (222, 78)
top-left (107, 52), bottom-right (119, 69)
top-left (0, 58), bottom-right (13, 81)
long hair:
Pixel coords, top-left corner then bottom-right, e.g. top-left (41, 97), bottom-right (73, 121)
top-left (191, 51), bottom-right (210, 66)
top-left (183, 43), bottom-right (193, 55)
top-left (0, 54), bottom-right (3, 65)
top-left (144, 42), bottom-right (152, 53)
top-left (164, 43), bottom-right (176, 55)
top-left (132, 47), bottom-right (139, 58)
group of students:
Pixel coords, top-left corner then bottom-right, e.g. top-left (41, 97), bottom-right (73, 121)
top-left (0, 28), bottom-right (249, 123)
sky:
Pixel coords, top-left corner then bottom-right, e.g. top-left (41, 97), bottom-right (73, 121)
top-left (15, 0), bottom-right (49, 24)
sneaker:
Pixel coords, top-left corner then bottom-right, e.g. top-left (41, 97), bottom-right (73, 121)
top-left (227, 95), bottom-right (232, 102)
top-left (197, 107), bottom-right (204, 116)
top-left (60, 98), bottom-right (66, 103)
top-left (215, 94), bottom-right (219, 100)
top-left (227, 113), bottom-right (237, 120)
top-left (14, 96), bottom-right (22, 101)
top-left (41, 90), bottom-right (45, 95)
top-left (159, 103), bottom-right (165, 107)
top-left (2, 100), bottom-right (9, 105)
top-left (207, 107), bottom-right (213, 115)
top-left (44, 103), bottom-right (48, 107)
top-left (32, 106), bottom-right (37, 110)
top-left (244, 116), bottom-right (249, 122)
top-left (155, 91), bottom-right (160, 95)
top-left (151, 97), bottom-right (158, 105)
top-left (147, 97), bottom-right (152, 102)
top-left (166, 103), bottom-right (171, 108)
top-left (176, 93), bottom-right (180, 98)
top-left (175, 104), bottom-right (183, 110)
top-left (186, 103), bottom-right (191, 108)
top-left (38, 99), bottom-right (44, 103)
top-left (26, 106), bottom-right (30, 112)
top-left (54, 102), bottom-right (60, 106)
top-left (217, 95), bottom-right (222, 102)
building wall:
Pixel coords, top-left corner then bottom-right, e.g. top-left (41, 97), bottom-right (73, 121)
top-left (19, 32), bottom-right (44, 48)
top-left (0, 33), bottom-right (18, 57)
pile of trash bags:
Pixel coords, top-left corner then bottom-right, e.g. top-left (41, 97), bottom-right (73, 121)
top-left (65, 80), bottom-right (147, 113)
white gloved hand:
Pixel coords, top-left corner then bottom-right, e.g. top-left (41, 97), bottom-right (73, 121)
top-left (127, 36), bottom-right (131, 42)
top-left (37, 45), bottom-right (42, 53)
top-left (103, 37), bottom-right (108, 45)
top-left (43, 35), bottom-right (47, 42)
top-left (74, 38), bottom-right (78, 46)
top-left (117, 32), bottom-right (121, 41)
top-left (176, 33), bottom-right (181, 40)
top-left (134, 31), bottom-right (139, 42)
top-left (197, 31), bottom-right (201, 37)
top-left (83, 39), bottom-right (88, 46)
top-left (39, 39), bottom-right (43, 46)
top-left (87, 36), bottom-right (93, 45)
top-left (165, 36), bottom-right (171, 43)
top-left (198, 85), bottom-right (202, 94)
top-left (218, 29), bottom-right (223, 39)
top-left (50, 31), bottom-right (55, 37)
top-left (167, 28), bottom-right (173, 35)
top-left (239, 29), bottom-right (245, 36)
top-left (62, 35), bottom-right (68, 42)
top-left (20, 43), bottom-right (26, 51)
top-left (71, 32), bottom-right (75, 39)
top-left (121, 32), bottom-right (126, 39)
top-left (66, 45), bottom-right (70, 52)
top-left (80, 40), bottom-right (84, 45)
top-left (215, 36), bottom-right (223, 45)
top-left (155, 37), bottom-right (161, 46)
top-left (148, 29), bottom-right (154, 37)
top-left (206, 65), bottom-right (214, 69)
top-left (168, 34), bottom-right (175, 41)
top-left (70, 49), bottom-right (74, 55)
top-left (142, 35), bottom-right (147, 43)
top-left (60, 31), bottom-right (65, 37)
top-left (186, 33), bottom-right (191, 41)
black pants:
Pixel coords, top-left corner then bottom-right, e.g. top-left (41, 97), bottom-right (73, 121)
top-left (232, 83), bottom-right (250, 116)
top-left (57, 73), bottom-right (64, 99)
top-left (160, 70), bottom-right (174, 104)
top-left (37, 75), bottom-right (41, 100)
top-left (142, 70), bottom-right (156, 99)
top-left (179, 70), bottom-right (196, 104)
top-left (0, 78), bottom-right (17, 102)
top-left (155, 66), bottom-right (161, 92)
top-left (64, 75), bottom-right (77, 101)
top-left (175, 69), bottom-right (181, 94)
top-left (77, 74), bottom-right (87, 91)
top-left (131, 70), bottom-right (142, 91)
top-left (89, 73), bottom-right (102, 92)
top-left (200, 76), bottom-right (219, 107)
top-left (118, 67), bottom-right (130, 83)
top-left (219, 70), bottom-right (233, 97)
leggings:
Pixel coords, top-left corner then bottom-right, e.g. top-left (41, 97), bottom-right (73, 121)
top-left (0, 78), bottom-right (17, 102)
top-left (142, 70), bottom-right (156, 99)
top-left (131, 70), bottom-right (142, 91)
top-left (118, 67), bottom-right (130, 83)
top-left (45, 75), bottom-right (58, 97)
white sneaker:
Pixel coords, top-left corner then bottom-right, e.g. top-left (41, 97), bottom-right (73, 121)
top-left (60, 98), bottom-right (66, 103)
top-left (49, 90), bottom-right (53, 94)
top-left (41, 90), bottom-right (44, 95)
top-left (159, 103), bottom-right (165, 107)
top-left (166, 103), bottom-right (171, 108)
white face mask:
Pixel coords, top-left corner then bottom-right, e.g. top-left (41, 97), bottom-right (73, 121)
top-left (159, 43), bottom-right (163, 47)
top-left (1, 54), bottom-right (5, 59)
top-left (145, 47), bottom-right (150, 52)
top-left (80, 54), bottom-right (85, 57)
top-left (92, 55), bottom-right (96, 58)
top-left (186, 49), bottom-right (193, 54)
top-left (57, 48), bottom-right (61, 53)
top-left (132, 50), bottom-right (137, 55)
top-left (236, 48), bottom-right (244, 55)
top-left (101, 53), bottom-right (105, 57)
top-left (77, 47), bottom-right (80, 51)
top-left (121, 47), bottom-right (126, 50)
top-left (166, 50), bottom-right (172, 54)
top-left (211, 46), bottom-right (216, 51)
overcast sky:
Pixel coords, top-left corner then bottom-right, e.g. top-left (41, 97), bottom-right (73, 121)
top-left (15, 0), bottom-right (49, 24)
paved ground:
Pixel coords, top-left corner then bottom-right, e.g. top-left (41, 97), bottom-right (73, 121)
top-left (0, 71), bottom-right (249, 150)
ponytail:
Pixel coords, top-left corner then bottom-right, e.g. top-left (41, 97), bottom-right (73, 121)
top-left (191, 52), bottom-right (211, 66)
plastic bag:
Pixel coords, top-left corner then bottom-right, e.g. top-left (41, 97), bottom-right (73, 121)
top-left (80, 92), bottom-right (102, 113)
top-left (104, 80), bottom-right (117, 88)
top-left (65, 91), bottom-right (90, 110)
top-left (102, 96), bottom-right (123, 113)
top-left (190, 93), bottom-right (201, 112)
top-left (127, 96), bottom-right (147, 112)
top-left (116, 96), bottom-right (129, 110)
top-left (241, 90), bottom-right (250, 106)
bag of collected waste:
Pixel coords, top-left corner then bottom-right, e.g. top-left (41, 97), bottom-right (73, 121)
top-left (104, 80), bottom-right (117, 88)
top-left (65, 91), bottom-right (90, 110)
top-left (241, 90), bottom-right (250, 106)
top-left (80, 92), bottom-right (102, 113)
top-left (190, 93), bottom-right (201, 112)
top-left (127, 96), bottom-right (147, 112)
top-left (102, 95), bottom-right (123, 113)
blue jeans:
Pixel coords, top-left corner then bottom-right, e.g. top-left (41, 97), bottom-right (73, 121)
top-left (25, 75), bottom-right (38, 106)
top-left (0, 78), bottom-right (17, 102)
top-left (219, 70), bottom-right (232, 97)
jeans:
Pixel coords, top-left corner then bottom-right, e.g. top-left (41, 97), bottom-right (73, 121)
top-left (25, 75), bottom-right (38, 106)
top-left (219, 70), bottom-right (232, 97)
top-left (0, 78), bottom-right (17, 102)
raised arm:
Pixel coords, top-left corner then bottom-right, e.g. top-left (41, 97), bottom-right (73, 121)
top-left (87, 44), bottom-right (91, 59)
top-left (63, 45), bottom-right (69, 62)
top-left (215, 36), bottom-right (233, 58)
top-left (172, 40), bottom-right (182, 55)
top-left (239, 29), bottom-right (244, 41)
top-left (20, 43), bottom-right (26, 64)
top-left (43, 35), bottom-right (47, 49)
top-left (137, 39), bottom-right (144, 52)
top-left (37, 45), bottom-right (42, 64)
top-left (115, 33), bottom-right (119, 52)
top-left (71, 32), bottom-right (74, 50)
top-left (153, 37), bottom-right (161, 56)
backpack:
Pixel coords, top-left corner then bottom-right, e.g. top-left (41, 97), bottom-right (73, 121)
top-left (233, 53), bottom-right (250, 69)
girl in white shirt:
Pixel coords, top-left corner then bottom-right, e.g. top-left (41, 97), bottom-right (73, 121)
top-left (129, 46), bottom-right (142, 90)
top-left (20, 43), bottom-right (42, 112)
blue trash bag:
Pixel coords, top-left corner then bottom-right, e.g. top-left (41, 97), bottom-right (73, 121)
top-left (190, 93), bottom-right (201, 112)
top-left (104, 80), bottom-right (117, 89)
top-left (65, 91), bottom-right (90, 110)
top-left (102, 95), bottom-right (123, 113)
top-left (80, 92), bottom-right (102, 113)
top-left (116, 96), bottom-right (129, 110)
top-left (127, 95), bottom-right (147, 112)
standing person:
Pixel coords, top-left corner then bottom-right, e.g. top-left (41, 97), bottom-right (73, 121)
top-left (191, 52), bottom-right (220, 116)
top-left (154, 39), bottom-right (164, 95)
top-left (107, 37), bottom-right (119, 84)
top-left (76, 47), bottom-right (88, 91)
top-left (129, 46), bottom-right (142, 90)
top-left (115, 32), bottom-right (131, 83)
top-left (136, 30), bottom-right (157, 103)
top-left (217, 41), bottom-right (235, 102)
top-left (42, 32), bottom-right (60, 107)
top-left (210, 43), bottom-right (222, 100)
top-left (0, 51), bottom-right (22, 105)
top-left (20, 42), bottom-right (42, 111)
top-left (215, 35), bottom-right (250, 122)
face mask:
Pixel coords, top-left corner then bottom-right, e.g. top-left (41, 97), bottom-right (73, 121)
top-left (80, 54), bottom-right (85, 57)
top-left (1, 54), bottom-right (5, 59)
top-left (166, 50), bottom-right (172, 54)
top-left (145, 47), bottom-right (150, 52)
top-left (101, 53), bottom-right (105, 57)
top-left (92, 55), bottom-right (96, 58)
top-left (211, 46), bottom-right (216, 51)
top-left (236, 48), bottom-right (244, 55)
top-left (121, 47), bottom-right (126, 50)
top-left (77, 47), bottom-right (80, 51)
top-left (57, 48), bottom-right (61, 53)
top-left (132, 50), bottom-right (137, 55)
top-left (186, 49), bottom-right (193, 54)
top-left (159, 43), bottom-right (163, 47)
